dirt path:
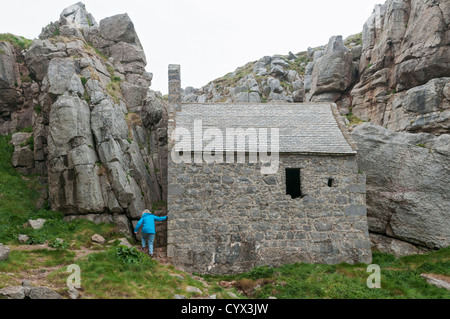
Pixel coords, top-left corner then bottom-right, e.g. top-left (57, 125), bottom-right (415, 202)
top-left (3, 244), bottom-right (101, 290)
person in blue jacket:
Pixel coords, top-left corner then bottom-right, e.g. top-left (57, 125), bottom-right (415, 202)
top-left (134, 209), bottom-right (168, 257)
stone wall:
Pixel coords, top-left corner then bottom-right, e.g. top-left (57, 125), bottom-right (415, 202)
top-left (167, 153), bottom-right (371, 274)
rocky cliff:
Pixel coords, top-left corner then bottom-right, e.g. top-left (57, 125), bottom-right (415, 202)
top-left (349, 0), bottom-right (449, 250)
top-left (177, 34), bottom-right (363, 105)
top-left (352, 0), bottom-right (450, 135)
top-left (1, 3), bottom-right (168, 238)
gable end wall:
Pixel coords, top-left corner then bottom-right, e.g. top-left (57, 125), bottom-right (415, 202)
top-left (167, 153), bottom-right (371, 274)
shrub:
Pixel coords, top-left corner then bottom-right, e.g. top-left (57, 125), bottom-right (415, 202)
top-left (115, 246), bottom-right (154, 266)
top-left (48, 238), bottom-right (69, 250)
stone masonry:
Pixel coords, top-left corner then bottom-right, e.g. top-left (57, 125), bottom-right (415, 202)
top-left (167, 154), bottom-right (371, 274)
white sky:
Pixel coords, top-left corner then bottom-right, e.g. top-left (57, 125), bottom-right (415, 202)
top-left (0, 0), bottom-right (382, 94)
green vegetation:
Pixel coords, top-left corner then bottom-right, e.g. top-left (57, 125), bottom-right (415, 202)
top-left (34, 105), bottom-right (42, 115)
top-left (387, 89), bottom-right (397, 96)
top-left (0, 249), bottom-right (76, 274)
top-left (86, 16), bottom-right (93, 28)
top-left (106, 81), bottom-right (122, 104)
top-left (83, 91), bottom-right (91, 104)
top-left (0, 135), bottom-right (41, 242)
top-left (0, 135), bottom-right (119, 248)
top-left (205, 61), bottom-right (257, 97)
top-left (44, 248), bottom-right (220, 299)
top-left (19, 127), bottom-right (33, 133)
top-left (80, 76), bottom-right (88, 86)
top-left (203, 249), bottom-right (450, 299)
top-left (0, 33), bottom-right (32, 50)
top-left (344, 32), bottom-right (363, 47)
top-left (151, 200), bottom-right (167, 212)
top-left (53, 26), bottom-right (60, 37)
top-left (346, 109), bottom-right (367, 125)
top-left (20, 135), bottom-right (34, 151)
top-left (115, 245), bottom-right (153, 265)
top-left (289, 51), bottom-right (312, 76)
top-left (84, 42), bottom-right (108, 61)
top-left (106, 65), bottom-right (123, 104)
top-left (20, 73), bottom-right (32, 83)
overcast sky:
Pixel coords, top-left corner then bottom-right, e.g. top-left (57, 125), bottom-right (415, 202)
top-left (1, 0), bottom-right (382, 94)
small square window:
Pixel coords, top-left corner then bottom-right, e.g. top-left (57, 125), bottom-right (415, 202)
top-left (328, 178), bottom-right (334, 187)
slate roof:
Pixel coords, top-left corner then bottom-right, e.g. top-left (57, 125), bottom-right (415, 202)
top-left (173, 103), bottom-right (356, 154)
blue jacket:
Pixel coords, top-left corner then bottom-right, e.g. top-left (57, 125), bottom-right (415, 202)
top-left (134, 213), bottom-right (167, 234)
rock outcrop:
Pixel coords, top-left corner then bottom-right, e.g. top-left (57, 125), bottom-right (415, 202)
top-left (307, 35), bottom-right (358, 103)
top-left (0, 40), bottom-right (36, 135)
top-left (180, 54), bottom-right (307, 104)
top-left (179, 34), bottom-right (363, 109)
top-left (2, 3), bottom-right (168, 238)
top-left (351, 0), bottom-right (450, 135)
top-left (0, 243), bottom-right (10, 261)
top-left (346, 0), bottom-right (450, 251)
top-left (352, 123), bottom-right (450, 249)
top-left (370, 233), bottom-right (428, 257)
top-left (0, 281), bottom-right (63, 299)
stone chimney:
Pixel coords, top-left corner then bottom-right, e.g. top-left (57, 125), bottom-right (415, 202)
top-left (168, 64), bottom-right (181, 106)
top-left (168, 64), bottom-right (181, 142)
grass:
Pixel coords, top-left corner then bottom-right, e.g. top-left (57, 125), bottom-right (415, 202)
top-left (205, 61), bottom-right (257, 98)
top-left (84, 42), bottom-right (108, 61)
top-left (20, 135), bottom-right (34, 151)
top-left (0, 249), bottom-right (76, 274)
top-left (0, 33), bottom-right (32, 50)
top-left (19, 127), bottom-right (33, 133)
top-left (346, 109), bottom-right (366, 125)
top-left (289, 51), bottom-right (312, 77)
top-left (202, 248), bottom-right (450, 299)
top-left (106, 66), bottom-right (123, 104)
top-left (45, 248), bottom-right (217, 299)
top-left (0, 135), bottom-right (41, 243)
top-left (344, 32), bottom-right (363, 47)
top-left (0, 135), bottom-right (119, 248)
top-left (106, 81), bottom-right (122, 104)
top-left (125, 113), bottom-right (142, 141)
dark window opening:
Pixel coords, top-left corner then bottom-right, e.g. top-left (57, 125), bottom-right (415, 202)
top-left (286, 168), bottom-right (301, 199)
top-left (328, 178), bottom-right (334, 187)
